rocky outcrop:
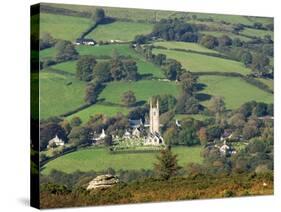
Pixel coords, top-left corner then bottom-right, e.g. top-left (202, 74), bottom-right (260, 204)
top-left (87, 175), bottom-right (119, 190)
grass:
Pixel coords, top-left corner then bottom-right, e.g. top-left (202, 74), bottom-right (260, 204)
top-left (41, 146), bottom-right (203, 174)
top-left (241, 27), bottom-right (273, 39)
top-left (257, 78), bottom-right (274, 90)
top-left (66, 104), bottom-right (130, 123)
top-left (153, 41), bottom-right (219, 53)
top-left (51, 61), bottom-right (77, 74)
top-left (40, 13), bottom-right (91, 41)
top-left (200, 31), bottom-right (251, 41)
top-left (198, 75), bottom-right (273, 109)
top-left (152, 48), bottom-right (251, 75)
top-left (86, 21), bottom-right (153, 41)
top-left (99, 80), bottom-right (179, 105)
top-left (39, 72), bottom-right (86, 119)
top-left (136, 60), bottom-right (164, 78)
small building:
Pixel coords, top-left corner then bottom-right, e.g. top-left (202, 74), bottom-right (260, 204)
top-left (219, 141), bottom-right (236, 156)
top-left (47, 135), bottom-right (65, 148)
top-left (92, 129), bottom-right (107, 144)
top-left (75, 38), bottom-right (96, 46)
top-left (145, 132), bottom-right (164, 146)
top-left (123, 130), bottom-right (131, 140)
top-left (132, 128), bottom-right (141, 138)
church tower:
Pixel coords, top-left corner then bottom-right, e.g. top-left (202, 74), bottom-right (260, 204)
top-left (149, 99), bottom-right (160, 134)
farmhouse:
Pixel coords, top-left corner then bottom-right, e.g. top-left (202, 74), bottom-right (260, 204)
top-left (47, 135), bottom-right (65, 148)
top-left (75, 38), bottom-right (96, 46)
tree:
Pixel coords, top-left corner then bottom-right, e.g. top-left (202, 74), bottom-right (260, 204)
top-left (76, 55), bottom-right (97, 81)
top-left (134, 35), bottom-right (148, 45)
top-left (154, 147), bottom-right (181, 180)
top-left (208, 96), bottom-right (226, 115)
top-left (91, 8), bottom-right (105, 23)
top-left (179, 72), bottom-right (198, 96)
top-left (70, 117), bottom-right (82, 127)
top-left (154, 54), bottom-right (166, 66)
top-left (122, 90), bottom-right (136, 107)
top-left (177, 127), bottom-right (200, 146)
top-left (123, 60), bottom-right (138, 80)
top-left (93, 61), bottom-right (111, 82)
top-left (40, 32), bottom-right (56, 50)
top-left (255, 102), bottom-right (268, 116)
top-left (55, 40), bottom-right (79, 62)
top-left (68, 126), bottom-right (91, 146)
top-left (251, 53), bottom-right (270, 76)
top-left (199, 35), bottom-right (218, 49)
top-left (241, 52), bottom-right (253, 66)
top-left (198, 127), bottom-right (208, 145)
top-left (164, 60), bottom-right (182, 80)
top-left (218, 35), bottom-right (232, 47)
top-left (84, 81), bottom-right (102, 104)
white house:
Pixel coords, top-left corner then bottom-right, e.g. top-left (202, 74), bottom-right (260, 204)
top-left (47, 135), bottom-right (65, 148)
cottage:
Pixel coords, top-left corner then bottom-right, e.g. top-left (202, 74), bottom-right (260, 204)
top-left (132, 128), bottom-right (141, 138)
top-left (75, 38), bottom-right (96, 46)
top-left (47, 135), bottom-right (65, 148)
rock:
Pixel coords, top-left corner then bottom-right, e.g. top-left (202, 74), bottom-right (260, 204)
top-left (87, 174), bottom-right (119, 190)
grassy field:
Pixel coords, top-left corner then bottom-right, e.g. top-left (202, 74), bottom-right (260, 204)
top-left (66, 104), bottom-right (130, 123)
top-left (241, 27), bottom-right (273, 39)
top-left (40, 13), bottom-right (91, 41)
top-left (86, 21), bottom-right (153, 41)
top-left (152, 48), bottom-right (251, 75)
top-left (99, 80), bottom-right (179, 105)
top-left (153, 41), bottom-right (219, 53)
top-left (136, 60), bottom-right (164, 78)
top-left (198, 75), bottom-right (273, 109)
top-left (51, 61), bottom-right (77, 74)
top-left (200, 31), bottom-right (251, 41)
top-left (39, 72), bottom-right (86, 118)
top-left (257, 78), bottom-right (274, 90)
top-left (41, 146), bottom-right (203, 174)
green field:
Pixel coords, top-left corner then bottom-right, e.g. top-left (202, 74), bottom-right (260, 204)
top-left (67, 104), bottom-right (130, 123)
top-left (200, 31), bottom-right (251, 41)
top-left (87, 21), bottom-right (153, 41)
top-left (153, 48), bottom-right (251, 75)
top-left (241, 28), bottom-right (273, 39)
top-left (198, 75), bottom-right (273, 109)
top-left (41, 146), bottom-right (203, 174)
top-left (153, 41), bottom-right (219, 53)
top-left (40, 72), bottom-right (86, 118)
top-left (257, 78), bottom-right (274, 90)
top-left (51, 61), bottom-right (77, 74)
top-left (40, 13), bottom-right (91, 41)
top-left (99, 80), bottom-right (179, 105)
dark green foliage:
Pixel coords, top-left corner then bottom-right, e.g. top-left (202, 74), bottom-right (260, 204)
top-left (134, 35), bottom-right (149, 45)
top-left (76, 55), bottom-right (97, 81)
top-left (84, 81), bottom-right (102, 104)
top-left (91, 8), bottom-right (105, 23)
top-left (199, 35), bottom-right (218, 49)
top-left (70, 116), bottom-right (82, 127)
top-left (177, 127), bottom-right (200, 146)
top-left (241, 51), bottom-right (253, 66)
top-left (251, 53), bottom-right (270, 75)
top-left (154, 147), bottom-right (181, 180)
top-left (152, 94), bottom-right (177, 114)
top-left (218, 35), bottom-right (232, 47)
top-left (55, 40), bottom-right (79, 62)
top-left (110, 58), bottom-right (138, 81)
top-left (68, 126), bottom-right (92, 146)
top-left (206, 125), bottom-right (223, 141)
top-left (40, 32), bottom-right (56, 50)
top-left (152, 19), bottom-right (198, 42)
top-left (93, 61), bottom-right (111, 82)
top-left (104, 135), bottom-right (113, 146)
top-left (163, 59), bottom-right (183, 80)
top-left (122, 90), bottom-right (136, 107)
top-left (175, 94), bottom-right (201, 114)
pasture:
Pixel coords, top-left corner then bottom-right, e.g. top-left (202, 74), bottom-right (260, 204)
top-left (39, 72), bottom-right (86, 118)
top-left (197, 75), bottom-right (273, 109)
top-left (153, 41), bottom-right (219, 53)
top-left (152, 48), bottom-right (251, 75)
top-left (41, 146), bottom-right (203, 174)
top-left (40, 13), bottom-right (91, 41)
top-left (241, 28), bottom-right (273, 39)
top-left (86, 21), bottom-right (153, 41)
top-left (66, 104), bottom-right (130, 123)
top-left (98, 80), bottom-right (180, 105)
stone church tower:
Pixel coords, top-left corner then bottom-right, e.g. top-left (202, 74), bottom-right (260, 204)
top-left (149, 99), bottom-right (160, 134)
